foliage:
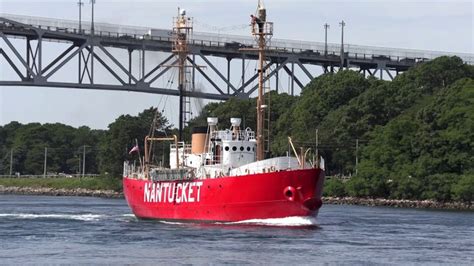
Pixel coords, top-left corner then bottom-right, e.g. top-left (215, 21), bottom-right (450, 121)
top-left (451, 174), bottom-right (474, 202)
top-left (323, 178), bottom-right (347, 197)
top-left (355, 75), bottom-right (473, 200)
top-left (98, 107), bottom-right (171, 177)
top-left (0, 122), bottom-right (104, 175)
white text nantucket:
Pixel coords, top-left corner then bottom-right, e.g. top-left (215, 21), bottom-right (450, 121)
top-left (144, 181), bottom-right (204, 203)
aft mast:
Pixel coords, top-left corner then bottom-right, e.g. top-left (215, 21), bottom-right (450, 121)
top-left (250, 1), bottom-right (273, 161)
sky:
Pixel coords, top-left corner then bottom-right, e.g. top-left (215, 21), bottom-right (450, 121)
top-left (0, 0), bottom-right (473, 130)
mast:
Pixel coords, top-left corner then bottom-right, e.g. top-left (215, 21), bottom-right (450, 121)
top-left (172, 7), bottom-right (193, 141)
top-left (251, 1), bottom-right (273, 161)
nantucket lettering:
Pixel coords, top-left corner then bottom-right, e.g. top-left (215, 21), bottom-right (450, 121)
top-left (143, 181), bottom-right (203, 203)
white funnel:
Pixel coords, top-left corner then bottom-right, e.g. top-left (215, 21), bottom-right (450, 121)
top-left (207, 117), bottom-right (218, 126)
top-left (230, 118), bottom-right (241, 127)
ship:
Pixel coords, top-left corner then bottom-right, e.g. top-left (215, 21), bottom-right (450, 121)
top-left (123, 2), bottom-right (325, 223)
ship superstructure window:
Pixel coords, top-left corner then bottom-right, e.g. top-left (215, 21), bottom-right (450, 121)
top-left (225, 146), bottom-right (229, 151)
top-left (240, 146), bottom-right (244, 151)
top-left (247, 147), bottom-right (251, 151)
top-left (232, 146), bottom-right (237, 151)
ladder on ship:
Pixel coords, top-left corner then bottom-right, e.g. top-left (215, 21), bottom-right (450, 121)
top-left (182, 67), bottom-right (193, 129)
top-left (263, 84), bottom-right (271, 154)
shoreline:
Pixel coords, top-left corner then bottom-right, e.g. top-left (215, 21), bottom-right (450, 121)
top-left (0, 186), bottom-right (472, 210)
top-left (0, 185), bottom-right (123, 198)
top-left (323, 196), bottom-right (473, 211)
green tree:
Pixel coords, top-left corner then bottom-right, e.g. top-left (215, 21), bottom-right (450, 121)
top-left (323, 179), bottom-right (347, 197)
top-left (451, 174), bottom-right (474, 202)
top-left (99, 107), bottom-right (170, 177)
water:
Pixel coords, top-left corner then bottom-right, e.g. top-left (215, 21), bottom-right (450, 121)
top-left (0, 195), bottom-right (473, 264)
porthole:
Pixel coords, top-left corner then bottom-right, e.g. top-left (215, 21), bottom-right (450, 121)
top-left (247, 147), bottom-right (251, 151)
top-left (252, 147), bottom-right (255, 151)
top-left (232, 146), bottom-right (237, 151)
top-left (240, 146), bottom-right (244, 151)
top-left (225, 146), bottom-right (229, 151)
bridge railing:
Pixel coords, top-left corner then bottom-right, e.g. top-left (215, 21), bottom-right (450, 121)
top-left (1, 13), bottom-right (473, 64)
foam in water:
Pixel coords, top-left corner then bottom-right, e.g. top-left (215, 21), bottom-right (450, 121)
top-left (0, 213), bottom-right (103, 221)
top-left (121, 215), bottom-right (317, 227)
top-left (228, 216), bottom-right (318, 227)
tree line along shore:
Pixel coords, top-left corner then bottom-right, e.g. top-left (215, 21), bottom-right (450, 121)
top-left (1, 56), bottom-right (473, 204)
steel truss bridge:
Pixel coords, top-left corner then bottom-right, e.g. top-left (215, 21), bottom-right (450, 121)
top-left (1, 13), bottom-right (473, 102)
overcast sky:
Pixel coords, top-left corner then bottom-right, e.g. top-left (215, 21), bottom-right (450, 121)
top-left (1, 0), bottom-right (473, 130)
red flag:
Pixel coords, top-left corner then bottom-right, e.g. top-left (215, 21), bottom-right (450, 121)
top-left (128, 145), bottom-right (139, 154)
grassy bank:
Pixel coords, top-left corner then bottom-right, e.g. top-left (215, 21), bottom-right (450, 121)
top-left (0, 176), bottom-right (122, 192)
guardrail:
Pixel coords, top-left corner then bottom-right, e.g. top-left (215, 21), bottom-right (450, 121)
top-left (1, 13), bottom-right (473, 64)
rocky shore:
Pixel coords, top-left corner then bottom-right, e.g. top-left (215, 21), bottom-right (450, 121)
top-left (323, 196), bottom-right (473, 211)
top-left (0, 185), bottom-right (123, 198)
top-left (1, 186), bottom-right (471, 210)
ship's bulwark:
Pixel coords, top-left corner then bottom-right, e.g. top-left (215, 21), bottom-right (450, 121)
top-left (123, 168), bottom-right (324, 222)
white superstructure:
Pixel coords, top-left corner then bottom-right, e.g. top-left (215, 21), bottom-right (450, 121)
top-left (170, 117), bottom-right (258, 178)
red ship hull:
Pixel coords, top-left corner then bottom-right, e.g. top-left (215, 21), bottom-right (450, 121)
top-left (123, 168), bottom-right (324, 222)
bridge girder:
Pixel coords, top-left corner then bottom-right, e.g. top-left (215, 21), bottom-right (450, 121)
top-left (1, 15), bottom-right (423, 103)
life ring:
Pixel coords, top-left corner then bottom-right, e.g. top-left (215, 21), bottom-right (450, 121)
top-left (283, 186), bottom-right (297, 201)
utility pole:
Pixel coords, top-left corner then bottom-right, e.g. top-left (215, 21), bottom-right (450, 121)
top-left (90, 0), bottom-right (96, 84)
top-left (78, 0), bottom-right (84, 33)
top-left (90, 0), bottom-right (95, 35)
top-left (43, 147), bottom-right (47, 178)
top-left (339, 20), bottom-right (345, 71)
top-left (323, 23), bottom-right (329, 56)
top-left (82, 145), bottom-right (86, 178)
top-left (9, 149), bottom-right (13, 176)
top-left (355, 138), bottom-right (359, 175)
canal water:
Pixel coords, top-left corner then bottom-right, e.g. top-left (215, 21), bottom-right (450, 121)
top-left (0, 195), bottom-right (472, 264)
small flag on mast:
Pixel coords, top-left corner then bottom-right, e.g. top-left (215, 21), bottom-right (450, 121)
top-left (128, 145), bottom-right (139, 154)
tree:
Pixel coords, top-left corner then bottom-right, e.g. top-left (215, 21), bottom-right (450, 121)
top-left (99, 107), bottom-right (170, 177)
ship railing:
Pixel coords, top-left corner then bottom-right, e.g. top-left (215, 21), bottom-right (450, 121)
top-left (149, 167), bottom-right (194, 182)
top-left (123, 161), bottom-right (145, 179)
top-left (212, 129), bottom-right (256, 141)
top-left (170, 143), bottom-right (192, 156)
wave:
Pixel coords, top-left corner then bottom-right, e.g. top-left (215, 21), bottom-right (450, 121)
top-left (0, 213), bottom-right (104, 221)
top-left (226, 216), bottom-right (318, 227)
top-left (132, 215), bottom-right (318, 227)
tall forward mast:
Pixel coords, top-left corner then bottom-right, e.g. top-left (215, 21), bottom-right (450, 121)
top-left (248, 1), bottom-right (273, 161)
top-left (172, 8), bottom-right (193, 141)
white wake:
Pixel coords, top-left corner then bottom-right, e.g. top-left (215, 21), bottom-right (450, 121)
top-left (0, 213), bottom-right (104, 221)
top-left (226, 216), bottom-right (318, 227)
